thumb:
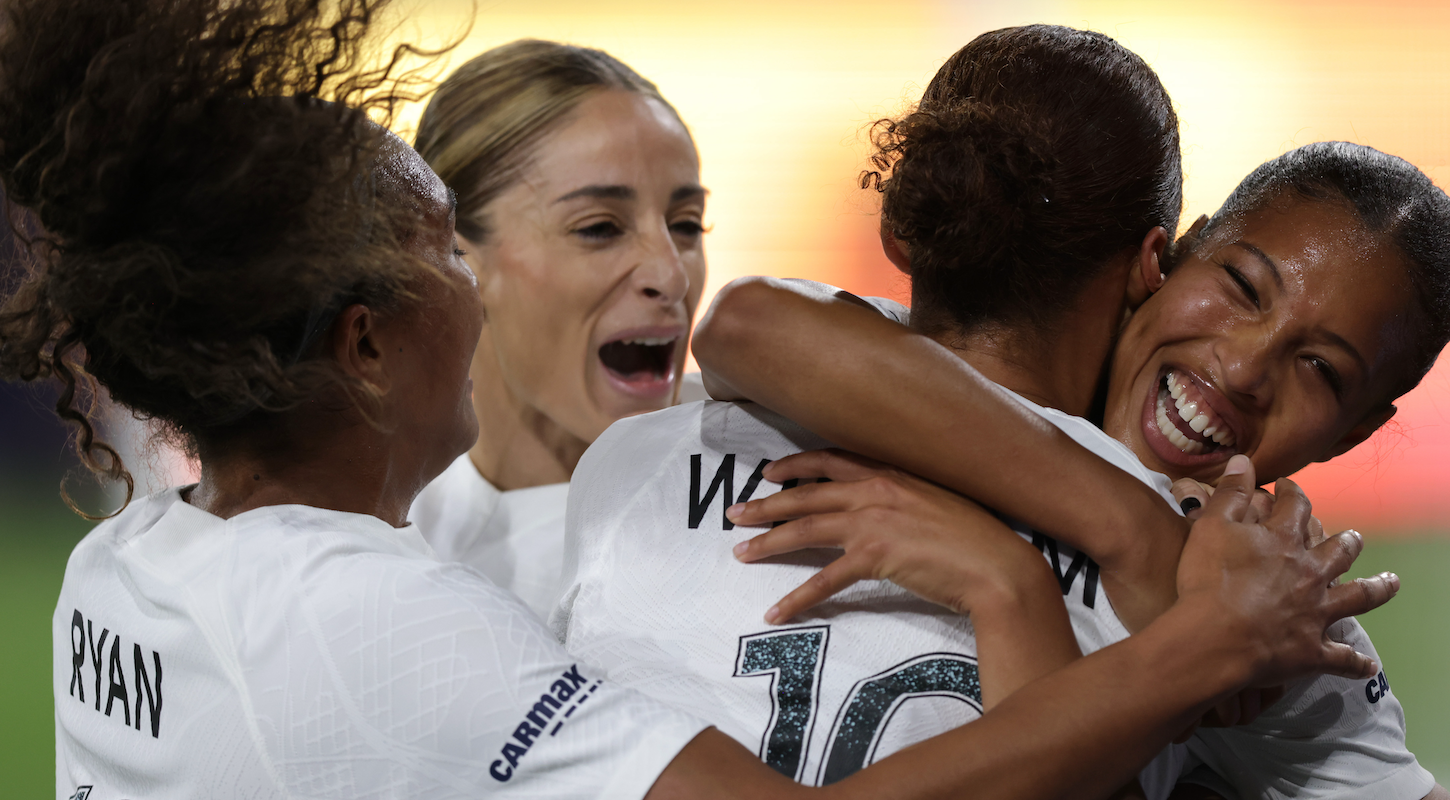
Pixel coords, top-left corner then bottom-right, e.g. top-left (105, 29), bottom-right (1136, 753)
top-left (1204, 455), bottom-right (1257, 523)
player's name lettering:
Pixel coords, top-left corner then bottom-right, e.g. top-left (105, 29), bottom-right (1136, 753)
top-left (1366, 670), bottom-right (1392, 704)
top-left (489, 664), bottom-right (601, 782)
top-left (66, 609), bottom-right (163, 739)
top-left (689, 453), bottom-right (829, 530)
top-left (1030, 533), bottom-right (1100, 608)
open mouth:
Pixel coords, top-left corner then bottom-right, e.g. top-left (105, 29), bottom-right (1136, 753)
top-left (598, 336), bottom-right (677, 386)
top-left (1153, 370), bottom-right (1236, 456)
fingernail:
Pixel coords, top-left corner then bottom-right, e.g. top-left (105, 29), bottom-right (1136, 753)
top-left (733, 541), bottom-right (749, 559)
top-left (1179, 496), bottom-right (1202, 514)
top-left (1223, 454), bottom-right (1251, 476)
top-left (764, 605), bottom-right (780, 624)
top-left (1382, 572), bottom-right (1400, 591)
top-left (726, 503), bottom-right (744, 521)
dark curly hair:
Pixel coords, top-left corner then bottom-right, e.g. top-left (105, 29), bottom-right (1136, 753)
top-left (0, 0), bottom-right (437, 515)
top-left (862, 25), bottom-right (1181, 335)
top-left (1189, 141), bottom-right (1450, 398)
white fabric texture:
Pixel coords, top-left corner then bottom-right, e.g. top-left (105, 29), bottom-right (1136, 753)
top-left (409, 454), bottom-right (569, 621)
top-left (553, 397), bottom-right (1185, 797)
top-left (1184, 615), bottom-right (1433, 799)
top-left (53, 490), bottom-right (706, 800)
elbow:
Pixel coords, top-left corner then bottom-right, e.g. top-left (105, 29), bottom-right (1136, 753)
top-left (692, 276), bottom-right (785, 370)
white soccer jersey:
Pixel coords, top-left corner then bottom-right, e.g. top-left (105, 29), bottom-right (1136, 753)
top-left (1184, 614), bottom-right (1433, 799)
top-left (553, 396), bottom-right (1187, 798)
top-left (409, 454), bottom-right (570, 621)
top-left (53, 490), bottom-right (706, 800)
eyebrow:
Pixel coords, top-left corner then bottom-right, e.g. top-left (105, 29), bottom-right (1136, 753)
top-left (1230, 241), bottom-right (1285, 291)
top-left (554, 185), bottom-right (636, 204)
top-left (671, 184), bottom-right (708, 204)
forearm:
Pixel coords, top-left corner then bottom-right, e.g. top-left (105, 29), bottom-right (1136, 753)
top-left (693, 277), bottom-right (1184, 629)
top-left (650, 600), bottom-right (1248, 800)
top-left (974, 560), bottom-right (1083, 710)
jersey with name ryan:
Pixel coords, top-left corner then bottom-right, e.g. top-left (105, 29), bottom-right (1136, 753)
top-left (53, 490), bottom-right (705, 800)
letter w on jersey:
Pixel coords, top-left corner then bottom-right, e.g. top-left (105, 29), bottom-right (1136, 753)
top-left (690, 454), bottom-right (771, 529)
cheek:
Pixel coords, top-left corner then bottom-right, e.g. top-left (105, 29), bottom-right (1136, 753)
top-left (684, 255), bottom-right (707, 318)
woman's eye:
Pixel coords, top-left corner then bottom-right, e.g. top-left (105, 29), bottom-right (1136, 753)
top-left (670, 219), bottom-right (705, 238)
top-left (1222, 263), bottom-right (1260, 308)
top-left (1308, 357), bottom-right (1344, 396)
top-left (575, 220), bottom-right (624, 240)
top-left (453, 247), bottom-right (467, 257)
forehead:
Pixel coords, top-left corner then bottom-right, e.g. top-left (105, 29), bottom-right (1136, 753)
top-left (375, 128), bottom-right (451, 221)
top-left (520, 89), bottom-right (699, 192)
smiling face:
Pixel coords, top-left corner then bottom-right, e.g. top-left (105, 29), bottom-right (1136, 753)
top-left (461, 88), bottom-right (705, 445)
top-left (1103, 196), bottom-right (1418, 484)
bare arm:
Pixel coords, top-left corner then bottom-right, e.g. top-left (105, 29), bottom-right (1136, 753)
top-left (693, 277), bottom-right (1185, 632)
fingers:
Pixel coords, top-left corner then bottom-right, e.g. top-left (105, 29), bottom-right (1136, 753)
top-left (1315, 640), bottom-right (1381, 681)
top-left (1309, 529), bottom-right (1365, 584)
top-left (733, 512), bottom-right (860, 561)
top-left (1264, 476), bottom-right (1310, 526)
top-left (1202, 454), bottom-right (1257, 522)
top-left (727, 479), bottom-right (860, 528)
top-left (763, 555), bottom-right (868, 624)
top-left (1323, 569), bottom-right (1400, 621)
top-left (1170, 478), bottom-right (1210, 519)
top-left (759, 449), bottom-right (888, 483)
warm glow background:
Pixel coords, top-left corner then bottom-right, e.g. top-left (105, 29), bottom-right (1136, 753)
top-left (384, 0), bottom-right (1450, 537)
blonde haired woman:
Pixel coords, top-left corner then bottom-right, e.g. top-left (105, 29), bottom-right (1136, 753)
top-left (409, 40), bottom-right (706, 618)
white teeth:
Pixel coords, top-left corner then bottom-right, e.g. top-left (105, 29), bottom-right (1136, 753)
top-left (1178, 400), bottom-right (1198, 422)
top-left (1202, 425), bottom-right (1218, 437)
top-left (620, 337), bottom-right (675, 347)
top-left (1189, 413), bottom-right (1211, 433)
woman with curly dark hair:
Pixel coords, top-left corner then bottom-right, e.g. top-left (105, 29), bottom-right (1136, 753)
top-left (0, 1), bottom-right (1394, 797)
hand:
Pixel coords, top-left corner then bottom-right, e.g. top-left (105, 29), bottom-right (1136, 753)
top-left (1174, 455), bottom-right (1398, 685)
top-left (727, 449), bottom-right (1055, 624)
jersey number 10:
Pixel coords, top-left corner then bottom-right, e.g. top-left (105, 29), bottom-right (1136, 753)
top-left (734, 626), bottom-right (982, 786)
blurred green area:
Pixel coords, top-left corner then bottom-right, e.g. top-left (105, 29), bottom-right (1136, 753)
top-left (1, 483), bottom-right (1446, 796)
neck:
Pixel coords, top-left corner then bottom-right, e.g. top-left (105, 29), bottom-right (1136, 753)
top-left (467, 334), bottom-right (588, 492)
top-left (915, 275), bottom-right (1125, 417)
top-left (188, 409), bottom-right (418, 527)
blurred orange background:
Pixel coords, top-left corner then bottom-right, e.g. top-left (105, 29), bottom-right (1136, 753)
top-left (383, 0), bottom-right (1450, 537)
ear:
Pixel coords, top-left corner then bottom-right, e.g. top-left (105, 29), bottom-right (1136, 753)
top-left (1317, 404), bottom-right (1396, 461)
top-left (879, 221), bottom-right (911, 276)
top-left (1124, 226), bottom-right (1171, 310)
top-left (330, 303), bottom-right (392, 395)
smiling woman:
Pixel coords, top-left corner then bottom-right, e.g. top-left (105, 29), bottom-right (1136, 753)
top-left (1106, 142), bottom-right (1450, 485)
top-left (409, 40), bottom-right (706, 618)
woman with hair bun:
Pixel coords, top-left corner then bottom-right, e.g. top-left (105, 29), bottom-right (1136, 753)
top-left (409, 41), bottom-right (705, 619)
top-left (556, 25), bottom-right (1423, 800)
top-left (6, 1), bottom-right (1392, 797)
top-left (689, 26), bottom-right (1449, 800)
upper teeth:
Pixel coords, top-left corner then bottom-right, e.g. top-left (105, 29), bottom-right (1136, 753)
top-left (620, 337), bottom-right (674, 346)
top-left (1159, 371), bottom-right (1236, 451)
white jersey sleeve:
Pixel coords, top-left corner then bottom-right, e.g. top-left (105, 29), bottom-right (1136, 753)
top-left (55, 492), bottom-right (706, 800)
top-left (1185, 618), bottom-right (1434, 799)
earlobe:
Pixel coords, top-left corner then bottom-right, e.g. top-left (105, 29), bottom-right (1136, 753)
top-left (330, 304), bottom-right (392, 394)
top-left (1125, 226), bottom-right (1170, 310)
top-left (1319, 404), bottom-right (1396, 461)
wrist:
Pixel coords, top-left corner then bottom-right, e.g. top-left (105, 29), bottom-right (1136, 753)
top-left (1138, 599), bottom-right (1259, 700)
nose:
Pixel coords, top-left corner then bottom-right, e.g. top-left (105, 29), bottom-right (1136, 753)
top-left (1215, 327), bottom-right (1276, 410)
top-left (632, 221), bottom-right (690, 307)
